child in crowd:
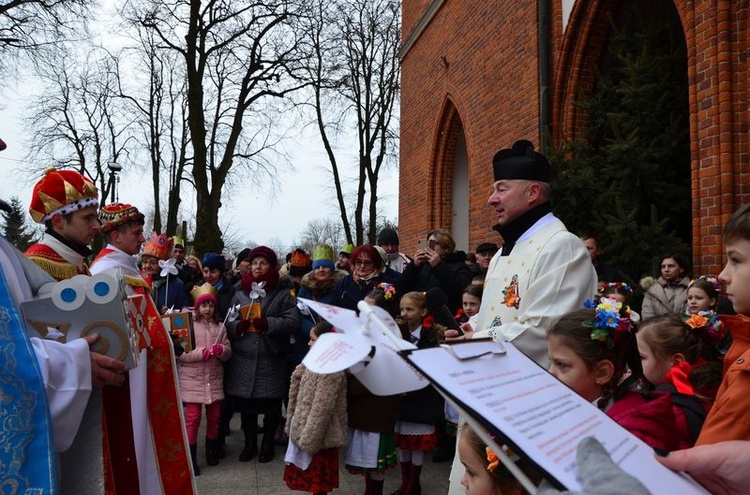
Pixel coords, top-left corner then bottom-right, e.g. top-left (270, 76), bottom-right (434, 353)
top-left (686, 276), bottom-right (720, 314)
top-left (179, 283), bottom-right (232, 475)
top-left (457, 425), bottom-right (534, 495)
top-left (547, 300), bottom-right (703, 451)
top-left (696, 204), bottom-right (750, 444)
top-left (636, 314), bottom-right (723, 442)
top-left (601, 282), bottom-right (640, 323)
top-left (436, 284), bottom-right (485, 464)
top-left (455, 283), bottom-right (483, 325)
top-left (392, 292), bottom-right (444, 495)
top-left (345, 284), bottom-right (401, 495)
top-left (284, 321), bottom-right (348, 495)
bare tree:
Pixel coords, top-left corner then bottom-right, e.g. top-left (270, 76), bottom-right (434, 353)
top-left (300, 0), bottom-right (400, 245)
top-left (298, 217), bottom-right (344, 252)
top-left (117, 28), bottom-right (191, 235)
top-left (0, 0), bottom-right (93, 78)
top-left (124, 0), bottom-right (308, 255)
top-left (24, 45), bottom-right (135, 205)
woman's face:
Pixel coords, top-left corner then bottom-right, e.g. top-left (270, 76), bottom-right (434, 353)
top-left (314, 265), bottom-right (333, 281)
top-left (353, 254), bottom-right (376, 278)
top-left (661, 257), bottom-right (684, 281)
top-left (141, 255), bottom-right (161, 276)
top-left (203, 267), bottom-right (222, 285)
top-left (251, 257), bottom-right (271, 278)
top-left (427, 235), bottom-right (447, 259)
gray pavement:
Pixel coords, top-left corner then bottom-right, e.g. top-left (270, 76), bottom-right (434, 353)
top-left (195, 415), bottom-right (453, 494)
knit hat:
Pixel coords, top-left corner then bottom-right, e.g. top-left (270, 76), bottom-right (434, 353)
top-left (142, 233), bottom-right (171, 260)
top-left (191, 282), bottom-right (218, 309)
top-left (247, 246), bottom-right (278, 268)
top-left (339, 243), bottom-right (355, 257)
top-left (476, 242), bottom-right (499, 255)
top-left (492, 139), bottom-right (550, 183)
top-left (202, 252), bottom-right (226, 272)
top-left (29, 167), bottom-right (99, 223)
top-left (377, 228), bottom-right (399, 246)
top-left (236, 248), bottom-right (251, 268)
top-left (99, 203), bottom-right (145, 235)
top-left (289, 248), bottom-right (312, 277)
top-left (311, 244), bottom-right (335, 270)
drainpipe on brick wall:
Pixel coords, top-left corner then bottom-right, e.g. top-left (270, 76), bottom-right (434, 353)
top-left (538, 0), bottom-right (551, 150)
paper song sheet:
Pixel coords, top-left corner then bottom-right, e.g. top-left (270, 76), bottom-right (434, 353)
top-left (403, 342), bottom-right (708, 493)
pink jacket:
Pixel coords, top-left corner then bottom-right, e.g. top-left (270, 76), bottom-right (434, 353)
top-left (178, 318), bottom-right (232, 404)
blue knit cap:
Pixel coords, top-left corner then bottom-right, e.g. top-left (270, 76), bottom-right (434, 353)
top-left (202, 252), bottom-right (225, 272)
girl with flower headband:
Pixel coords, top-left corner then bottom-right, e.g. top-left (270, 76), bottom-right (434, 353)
top-left (601, 282), bottom-right (640, 323)
top-left (391, 291), bottom-right (445, 495)
top-left (458, 425), bottom-right (538, 495)
top-left (635, 314), bottom-right (724, 443)
top-left (548, 301), bottom-right (706, 451)
top-left (686, 276), bottom-right (721, 314)
top-left (343, 285), bottom-right (402, 494)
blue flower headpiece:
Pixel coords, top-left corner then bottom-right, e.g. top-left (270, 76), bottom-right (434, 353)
top-left (582, 297), bottom-right (633, 349)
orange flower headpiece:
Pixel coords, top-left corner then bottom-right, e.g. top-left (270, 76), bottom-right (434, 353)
top-left (142, 233), bottom-right (172, 260)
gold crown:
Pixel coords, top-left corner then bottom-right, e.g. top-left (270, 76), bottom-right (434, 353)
top-left (190, 282), bottom-right (217, 303)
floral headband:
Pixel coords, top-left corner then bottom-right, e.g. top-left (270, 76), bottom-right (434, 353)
top-left (376, 282), bottom-right (397, 300)
top-left (683, 311), bottom-right (726, 347)
top-left (583, 297), bottom-right (633, 349)
top-left (485, 444), bottom-right (519, 474)
top-left (689, 276), bottom-right (721, 292)
top-left (600, 281), bottom-right (632, 296)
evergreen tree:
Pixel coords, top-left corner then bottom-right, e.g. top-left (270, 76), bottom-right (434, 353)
top-left (550, 0), bottom-right (690, 282)
top-left (3, 197), bottom-right (37, 252)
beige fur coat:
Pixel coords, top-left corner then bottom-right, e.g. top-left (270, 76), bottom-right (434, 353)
top-left (286, 364), bottom-right (347, 452)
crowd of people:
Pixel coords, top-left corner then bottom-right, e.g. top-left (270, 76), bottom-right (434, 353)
top-left (4, 140), bottom-right (750, 495)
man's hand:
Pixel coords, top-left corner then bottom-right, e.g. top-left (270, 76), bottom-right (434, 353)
top-left (444, 322), bottom-right (475, 342)
top-left (657, 441), bottom-right (750, 495)
top-left (83, 334), bottom-right (128, 388)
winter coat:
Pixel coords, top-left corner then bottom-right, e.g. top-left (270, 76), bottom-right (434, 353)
top-left (398, 326), bottom-right (444, 424)
top-left (347, 374), bottom-right (400, 433)
top-left (330, 270), bottom-right (401, 312)
top-left (151, 274), bottom-right (191, 313)
top-left (294, 269), bottom-right (348, 365)
top-left (225, 275), bottom-right (298, 399)
top-left (215, 278), bottom-right (237, 321)
top-left (399, 251), bottom-right (474, 314)
top-left (286, 364), bottom-right (347, 453)
top-left (606, 390), bottom-right (695, 451)
top-left (640, 276), bottom-right (690, 320)
top-left (697, 314), bottom-right (750, 444)
top-left (177, 319), bottom-right (232, 404)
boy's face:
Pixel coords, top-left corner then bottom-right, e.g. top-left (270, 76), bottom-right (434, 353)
top-left (720, 239), bottom-right (750, 315)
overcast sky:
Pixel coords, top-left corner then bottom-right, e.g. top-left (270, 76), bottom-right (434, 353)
top-left (0, 89), bottom-right (400, 254)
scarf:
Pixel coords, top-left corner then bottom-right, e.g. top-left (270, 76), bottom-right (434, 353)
top-left (241, 268), bottom-right (280, 294)
top-left (494, 202), bottom-right (552, 255)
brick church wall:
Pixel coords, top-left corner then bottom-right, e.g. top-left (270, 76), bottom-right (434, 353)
top-left (400, 0), bottom-right (543, 253)
top-left (401, 0), bottom-right (750, 276)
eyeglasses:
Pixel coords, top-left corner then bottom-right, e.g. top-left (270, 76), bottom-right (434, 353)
top-left (353, 260), bottom-right (374, 267)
